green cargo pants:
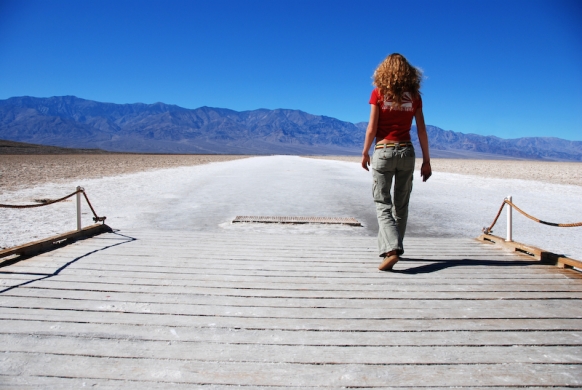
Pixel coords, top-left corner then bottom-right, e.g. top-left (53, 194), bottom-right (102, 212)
top-left (371, 144), bottom-right (415, 256)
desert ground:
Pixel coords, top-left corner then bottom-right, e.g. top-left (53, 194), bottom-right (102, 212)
top-left (2, 154), bottom-right (581, 193)
top-left (0, 154), bottom-right (251, 192)
top-left (309, 155), bottom-right (582, 186)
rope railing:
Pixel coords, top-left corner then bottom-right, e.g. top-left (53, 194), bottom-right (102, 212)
top-left (483, 197), bottom-right (582, 235)
top-left (0, 189), bottom-right (81, 209)
top-left (0, 187), bottom-right (106, 224)
top-left (480, 196), bottom-right (582, 270)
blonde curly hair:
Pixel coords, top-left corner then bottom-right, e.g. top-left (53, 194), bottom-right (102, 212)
top-left (373, 53), bottom-right (422, 107)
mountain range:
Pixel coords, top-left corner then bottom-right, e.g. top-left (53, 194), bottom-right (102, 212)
top-left (1, 96), bottom-right (581, 161)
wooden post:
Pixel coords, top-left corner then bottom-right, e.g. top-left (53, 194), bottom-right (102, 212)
top-left (76, 186), bottom-right (83, 232)
top-left (506, 195), bottom-right (512, 242)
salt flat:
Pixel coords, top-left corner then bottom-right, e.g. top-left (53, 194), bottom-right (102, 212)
top-left (1, 155), bottom-right (581, 259)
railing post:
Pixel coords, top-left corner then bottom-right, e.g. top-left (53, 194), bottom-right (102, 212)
top-left (506, 195), bottom-right (512, 242)
top-left (76, 186), bottom-right (83, 232)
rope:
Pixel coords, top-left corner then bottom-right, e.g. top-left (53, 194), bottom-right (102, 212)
top-left (483, 199), bottom-right (582, 234)
top-left (507, 200), bottom-right (582, 227)
top-left (483, 201), bottom-right (507, 234)
top-left (0, 188), bottom-right (106, 223)
top-left (0, 189), bottom-right (82, 209)
top-left (81, 191), bottom-right (106, 223)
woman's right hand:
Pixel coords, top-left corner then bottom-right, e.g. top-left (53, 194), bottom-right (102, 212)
top-left (361, 104), bottom-right (379, 172)
top-left (361, 154), bottom-right (370, 171)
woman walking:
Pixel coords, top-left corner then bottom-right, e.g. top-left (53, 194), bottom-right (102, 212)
top-left (361, 53), bottom-right (432, 271)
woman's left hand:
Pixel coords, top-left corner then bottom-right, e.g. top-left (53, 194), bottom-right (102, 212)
top-left (421, 161), bottom-right (432, 182)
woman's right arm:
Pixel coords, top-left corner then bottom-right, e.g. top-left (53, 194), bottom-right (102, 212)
top-left (361, 104), bottom-right (379, 171)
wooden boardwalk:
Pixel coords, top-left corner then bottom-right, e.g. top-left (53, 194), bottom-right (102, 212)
top-left (1, 229), bottom-right (581, 388)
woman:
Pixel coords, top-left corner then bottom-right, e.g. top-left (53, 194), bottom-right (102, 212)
top-left (361, 53), bottom-right (432, 271)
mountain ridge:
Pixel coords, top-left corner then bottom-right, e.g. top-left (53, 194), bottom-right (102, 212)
top-left (1, 95), bottom-right (580, 161)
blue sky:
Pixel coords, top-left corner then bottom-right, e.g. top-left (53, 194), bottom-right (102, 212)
top-left (1, 0), bottom-right (581, 140)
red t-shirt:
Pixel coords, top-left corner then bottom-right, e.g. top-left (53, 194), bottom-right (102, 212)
top-left (369, 88), bottom-right (422, 142)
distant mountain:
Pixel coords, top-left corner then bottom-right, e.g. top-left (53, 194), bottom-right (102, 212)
top-left (409, 126), bottom-right (582, 161)
top-left (0, 96), bottom-right (362, 155)
top-left (1, 96), bottom-right (581, 160)
top-left (0, 139), bottom-right (111, 155)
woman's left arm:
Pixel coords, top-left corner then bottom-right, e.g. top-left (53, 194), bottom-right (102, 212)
top-left (415, 107), bottom-right (432, 182)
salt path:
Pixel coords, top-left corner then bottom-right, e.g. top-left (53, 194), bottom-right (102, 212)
top-left (1, 155), bottom-right (581, 259)
top-left (1, 156), bottom-right (582, 388)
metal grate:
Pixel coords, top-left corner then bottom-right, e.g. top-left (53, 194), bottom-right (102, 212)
top-left (232, 216), bottom-right (362, 227)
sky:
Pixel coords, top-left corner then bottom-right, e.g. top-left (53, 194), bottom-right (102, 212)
top-left (0, 0), bottom-right (581, 140)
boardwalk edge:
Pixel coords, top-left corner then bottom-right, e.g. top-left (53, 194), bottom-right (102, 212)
top-left (477, 233), bottom-right (582, 270)
top-left (0, 223), bottom-right (113, 261)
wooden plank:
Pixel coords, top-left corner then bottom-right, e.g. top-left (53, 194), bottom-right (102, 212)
top-left (5, 288), bottom-right (582, 311)
top-left (3, 280), bottom-right (582, 299)
top-left (478, 234), bottom-right (582, 269)
top-left (10, 280), bottom-right (582, 298)
top-left (3, 252), bottom-right (578, 277)
top-left (232, 216), bottom-right (362, 226)
top-left (1, 295), bottom-right (581, 319)
top-left (557, 256), bottom-right (582, 270)
top-left (4, 264), bottom-right (577, 281)
top-left (2, 319), bottom-right (582, 346)
top-left (0, 375), bottom-right (563, 390)
top-left (38, 243), bottom-right (519, 254)
top-left (2, 333), bottom-right (582, 364)
top-left (13, 247), bottom-right (562, 262)
top-left (0, 376), bottom-right (218, 389)
top-left (2, 352), bottom-right (581, 387)
top-left (5, 273), bottom-right (582, 292)
top-left (6, 261), bottom-right (569, 275)
top-left (0, 223), bottom-right (112, 260)
top-left (2, 307), bottom-right (582, 331)
top-left (6, 256), bottom-right (552, 270)
top-left (5, 274), bottom-right (582, 292)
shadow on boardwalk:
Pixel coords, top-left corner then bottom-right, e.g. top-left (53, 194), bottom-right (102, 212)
top-left (392, 258), bottom-right (541, 274)
top-left (0, 231), bottom-right (136, 294)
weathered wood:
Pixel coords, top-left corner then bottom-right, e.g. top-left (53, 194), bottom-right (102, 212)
top-left (4, 288), bottom-right (582, 312)
top-left (3, 333), bottom-right (582, 364)
top-left (3, 319), bottom-right (582, 346)
top-left (0, 223), bottom-right (112, 260)
top-left (478, 234), bottom-right (582, 270)
top-left (2, 352), bottom-right (581, 387)
top-left (7, 280), bottom-right (582, 298)
top-left (556, 256), bottom-right (582, 270)
top-left (3, 272), bottom-right (582, 291)
top-left (0, 377), bottom-right (575, 390)
top-left (0, 231), bottom-right (581, 388)
top-left (3, 307), bottom-right (582, 332)
top-left (5, 253), bottom-right (572, 269)
top-left (2, 294), bottom-right (582, 319)
top-left (5, 264), bottom-right (578, 281)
